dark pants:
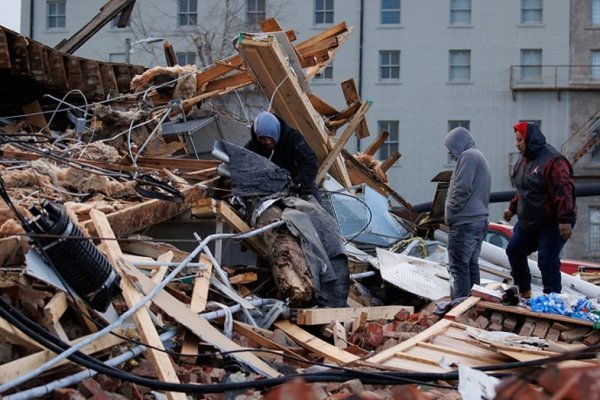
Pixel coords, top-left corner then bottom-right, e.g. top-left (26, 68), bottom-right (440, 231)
top-left (447, 220), bottom-right (487, 299)
top-left (506, 222), bottom-right (565, 294)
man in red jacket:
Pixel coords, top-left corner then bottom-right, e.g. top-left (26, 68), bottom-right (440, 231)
top-left (503, 122), bottom-right (577, 297)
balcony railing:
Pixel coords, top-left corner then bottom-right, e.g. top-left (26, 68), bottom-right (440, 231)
top-left (510, 65), bottom-right (600, 99)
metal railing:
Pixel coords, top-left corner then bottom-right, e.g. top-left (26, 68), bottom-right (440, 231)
top-left (561, 109), bottom-right (600, 165)
top-left (510, 65), bottom-right (600, 91)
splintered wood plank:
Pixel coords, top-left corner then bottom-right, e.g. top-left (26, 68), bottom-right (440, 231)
top-left (90, 209), bottom-right (186, 400)
top-left (83, 185), bottom-right (205, 238)
top-left (119, 260), bottom-right (281, 378)
top-left (295, 21), bottom-right (348, 52)
top-left (0, 327), bottom-right (127, 384)
top-left (114, 64), bottom-right (132, 93)
top-left (363, 131), bottom-right (390, 156)
top-left (317, 100), bottom-right (372, 183)
top-left (309, 94), bottom-right (338, 117)
top-left (294, 305), bottom-right (413, 326)
top-left (216, 201), bottom-right (268, 256)
top-left (180, 254), bottom-right (213, 363)
top-left (0, 28), bottom-right (11, 68)
top-left (120, 240), bottom-right (189, 263)
top-left (381, 152), bottom-right (401, 172)
top-left (0, 235), bottom-right (24, 267)
top-left (0, 316), bottom-right (44, 350)
top-left (27, 41), bottom-right (49, 83)
top-left (340, 79), bottom-right (370, 139)
top-left (443, 296), bottom-right (482, 320)
top-left (332, 321), bottom-right (347, 349)
top-left (274, 320), bottom-right (360, 365)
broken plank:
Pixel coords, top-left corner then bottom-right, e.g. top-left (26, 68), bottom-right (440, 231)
top-left (120, 240), bottom-right (189, 263)
top-left (444, 296), bottom-right (482, 321)
top-left (476, 301), bottom-right (594, 327)
top-left (90, 210), bottom-right (186, 400)
top-left (83, 185), bottom-right (205, 238)
top-left (217, 201), bottom-right (268, 256)
top-left (316, 100), bottom-right (372, 183)
top-left (119, 261), bottom-right (281, 378)
top-left (233, 321), bottom-right (310, 364)
top-left (0, 28), bottom-right (11, 68)
top-left (381, 151), bottom-right (401, 172)
top-left (340, 79), bottom-right (370, 139)
top-left (274, 320), bottom-right (360, 365)
top-left (229, 272), bottom-right (257, 285)
top-left (0, 327), bottom-right (128, 384)
top-left (363, 130), bottom-right (390, 157)
top-left (294, 305), bottom-right (413, 326)
top-left (180, 254), bottom-right (213, 363)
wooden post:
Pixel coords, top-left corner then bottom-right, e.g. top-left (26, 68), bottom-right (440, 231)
top-left (381, 151), bottom-right (401, 172)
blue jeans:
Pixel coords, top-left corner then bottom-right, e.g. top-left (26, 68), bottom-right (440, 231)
top-left (447, 220), bottom-right (487, 299)
top-left (506, 222), bottom-right (565, 294)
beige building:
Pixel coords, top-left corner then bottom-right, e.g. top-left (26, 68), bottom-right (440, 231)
top-left (19, 0), bottom-right (600, 261)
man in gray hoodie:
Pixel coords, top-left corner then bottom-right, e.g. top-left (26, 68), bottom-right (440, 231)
top-left (443, 127), bottom-right (491, 299)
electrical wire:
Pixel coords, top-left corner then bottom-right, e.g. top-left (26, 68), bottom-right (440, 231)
top-left (321, 189), bottom-right (373, 243)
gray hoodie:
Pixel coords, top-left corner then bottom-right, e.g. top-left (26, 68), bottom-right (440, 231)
top-left (443, 127), bottom-right (491, 226)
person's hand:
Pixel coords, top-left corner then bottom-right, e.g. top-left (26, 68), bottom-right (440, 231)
top-left (503, 209), bottom-right (514, 222)
top-left (559, 223), bottom-right (572, 241)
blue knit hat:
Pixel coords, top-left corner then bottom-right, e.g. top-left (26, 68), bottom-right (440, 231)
top-left (253, 111), bottom-right (281, 143)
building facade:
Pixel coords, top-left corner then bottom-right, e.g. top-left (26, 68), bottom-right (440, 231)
top-left (19, 0), bottom-right (600, 260)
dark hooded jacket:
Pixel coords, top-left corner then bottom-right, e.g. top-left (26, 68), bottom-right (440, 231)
top-left (246, 114), bottom-right (320, 199)
top-left (508, 123), bottom-right (576, 232)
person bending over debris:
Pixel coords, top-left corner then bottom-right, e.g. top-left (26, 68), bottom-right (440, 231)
top-left (443, 127), bottom-right (491, 300)
top-left (503, 122), bottom-right (577, 298)
top-left (246, 111), bottom-right (322, 204)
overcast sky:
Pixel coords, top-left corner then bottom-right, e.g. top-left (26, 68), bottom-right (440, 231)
top-left (0, 0), bottom-right (21, 32)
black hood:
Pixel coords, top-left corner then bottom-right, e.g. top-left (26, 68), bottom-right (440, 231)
top-left (524, 123), bottom-right (547, 159)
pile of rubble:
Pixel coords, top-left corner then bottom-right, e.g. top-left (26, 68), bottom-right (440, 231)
top-left (0, 3), bottom-right (599, 399)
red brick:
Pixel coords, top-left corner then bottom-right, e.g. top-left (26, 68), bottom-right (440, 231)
top-left (364, 322), bottom-right (384, 348)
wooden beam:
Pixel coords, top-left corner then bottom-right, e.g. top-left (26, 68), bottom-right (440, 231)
top-left (180, 254), bottom-right (213, 363)
top-left (381, 151), bottom-right (401, 172)
top-left (340, 79), bottom-right (370, 139)
top-left (293, 305), bottom-right (414, 326)
top-left (476, 301), bottom-right (594, 326)
top-left (317, 100), bottom-right (372, 183)
top-left (90, 209), bottom-right (187, 400)
top-left (274, 320), bottom-right (360, 365)
top-left (363, 131), bottom-right (390, 157)
top-left (55, 0), bottom-right (137, 54)
top-left (119, 260), bottom-right (281, 377)
top-left (83, 185), bottom-right (205, 238)
top-left (0, 28), bottom-right (11, 69)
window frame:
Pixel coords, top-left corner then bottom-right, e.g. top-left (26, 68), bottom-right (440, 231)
top-left (520, 48), bottom-right (543, 81)
top-left (176, 51), bottom-right (197, 66)
top-left (590, 206), bottom-right (600, 252)
top-left (521, 0), bottom-right (543, 25)
top-left (379, 50), bottom-right (401, 81)
top-left (449, 49), bottom-right (471, 82)
top-left (46, 0), bottom-right (66, 29)
top-left (314, 0), bottom-right (334, 25)
top-left (449, 0), bottom-right (471, 26)
top-left (593, 0), bottom-right (600, 25)
top-left (591, 50), bottom-right (600, 80)
top-left (377, 120), bottom-right (400, 161)
top-left (381, 0), bottom-right (401, 25)
top-left (247, 0), bottom-right (266, 25)
top-left (178, 0), bottom-right (198, 27)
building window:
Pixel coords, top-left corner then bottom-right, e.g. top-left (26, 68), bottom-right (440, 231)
top-left (449, 50), bottom-right (471, 82)
top-left (521, 0), bottom-right (542, 24)
top-left (520, 49), bottom-right (542, 80)
top-left (450, 0), bottom-right (471, 25)
top-left (247, 0), bottom-right (266, 25)
top-left (379, 50), bottom-right (400, 80)
top-left (314, 64), bottom-right (333, 80)
top-left (378, 121), bottom-right (399, 161)
top-left (177, 52), bottom-right (197, 66)
top-left (47, 0), bottom-right (66, 29)
top-left (446, 121), bottom-right (470, 164)
top-left (315, 0), bottom-right (334, 24)
top-left (590, 207), bottom-right (600, 252)
top-left (381, 0), bottom-right (401, 25)
top-left (592, 50), bottom-right (600, 80)
top-left (178, 0), bottom-right (198, 26)
top-left (593, 0), bottom-right (600, 24)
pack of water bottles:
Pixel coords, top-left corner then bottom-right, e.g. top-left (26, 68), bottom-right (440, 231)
top-left (528, 293), bottom-right (600, 324)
